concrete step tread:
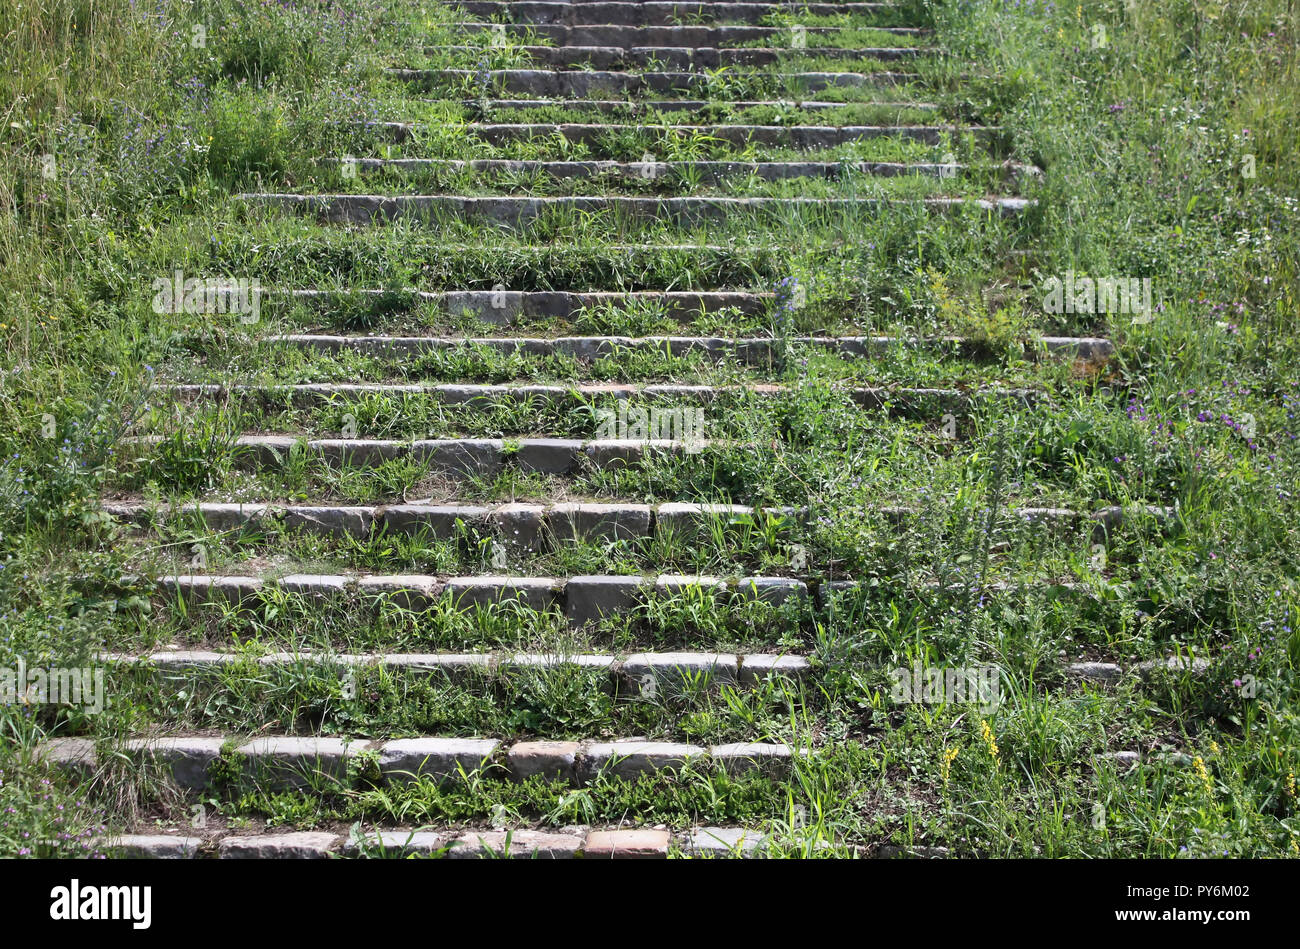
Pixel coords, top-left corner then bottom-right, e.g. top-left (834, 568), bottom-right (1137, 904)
top-left (395, 120), bottom-right (979, 133)
top-left (121, 435), bottom-right (717, 474)
top-left (449, 23), bottom-right (930, 36)
top-left (123, 434), bottom-right (722, 448)
top-left (238, 192), bottom-right (1033, 226)
top-left (422, 43), bottom-right (934, 52)
top-left (162, 381), bottom-right (1047, 402)
top-left (415, 45), bottom-right (932, 68)
top-left (259, 331), bottom-right (1107, 358)
top-left (342, 158), bottom-right (998, 174)
top-left (452, 98), bottom-right (940, 110)
top-left (334, 157), bottom-right (1031, 187)
top-left (100, 648), bottom-right (813, 679)
top-left (42, 734), bottom-right (807, 789)
top-left (98, 824), bottom-right (787, 858)
top-left (96, 821), bottom-right (785, 857)
top-left (106, 499), bottom-right (1175, 535)
top-left (394, 68), bottom-right (919, 93)
top-left (447, 2), bottom-right (902, 26)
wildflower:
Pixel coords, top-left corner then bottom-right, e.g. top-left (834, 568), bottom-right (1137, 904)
top-left (1192, 756), bottom-right (1214, 796)
top-left (1287, 770), bottom-right (1296, 799)
top-left (980, 720), bottom-right (999, 762)
top-left (941, 746), bottom-right (959, 783)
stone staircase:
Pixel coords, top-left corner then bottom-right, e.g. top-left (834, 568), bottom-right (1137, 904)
top-left (48, 0), bottom-right (1155, 858)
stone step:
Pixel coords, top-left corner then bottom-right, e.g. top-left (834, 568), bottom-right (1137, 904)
top-left (99, 824), bottom-right (778, 858)
top-left (108, 499), bottom-right (1155, 546)
top-left (43, 735), bottom-right (803, 790)
top-left (102, 648), bottom-right (812, 692)
top-left (452, 23), bottom-right (929, 46)
top-left (237, 194), bottom-right (1031, 226)
top-left (448, 2), bottom-right (899, 26)
top-left (163, 381), bottom-right (1044, 412)
top-left (339, 157), bottom-right (1023, 185)
top-left (284, 288), bottom-right (771, 321)
top-left (129, 571), bottom-right (814, 624)
top-left (1066, 657), bottom-right (1210, 686)
top-left (259, 332), bottom-right (1111, 361)
top-left (387, 122), bottom-right (991, 147)
top-left (455, 97), bottom-right (939, 113)
top-left (395, 68), bottom-right (916, 95)
top-left (420, 44), bottom-right (930, 69)
top-left (122, 434), bottom-right (721, 474)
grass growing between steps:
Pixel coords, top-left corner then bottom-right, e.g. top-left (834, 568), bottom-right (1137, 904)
top-left (3, 0), bottom-right (1299, 857)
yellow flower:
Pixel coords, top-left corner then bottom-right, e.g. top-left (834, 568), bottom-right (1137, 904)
top-left (980, 720), bottom-right (999, 762)
top-left (1209, 740), bottom-right (1220, 755)
top-left (1193, 756), bottom-right (1214, 796)
top-left (941, 746), bottom-right (959, 783)
top-left (1286, 770), bottom-right (1296, 799)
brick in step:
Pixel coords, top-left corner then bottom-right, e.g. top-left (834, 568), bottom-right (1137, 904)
top-left (443, 289), bottom-right (524, 325)
top-left (148, 650), bottom-right (241, 672)
top-left (491, 502), bottom-right (547, 552)
top-left (102, 501), bottom-right (153, 527)
top-left (378, 738), bottom-right (501, 785)
top-left (110, 501), bottom-right (267, 532)
top-left (1134, 656), bottom-right (1211, 677)
top-left (622, 653), bottom-right (738, 695)
top-left (379, 653), bottom-right (495, 678)
top-left (505, 653), bottom-right (617, 673)
top-left (655, 501), bottom-right (754, 539)
top-left (345, 831), bottom-right (450, 856)
top-left (564, 574), bottom-right (646, 627)
top-left (125, 737), bottom-right (226, 790)
top-left (682, 826), bottom-right (767, 857)
top-left (654, 574), bottom-right (727, 597)
top-left (234, 736), bottom-right (362, 791)
top-left (283, 505), bottom-right (374, 539)
top-left (736, 576), bottom-right (809, 607)
top-left (277, 574), bottom-right (350, 599)
top-left (738, 654), bottom-right (811, 685)
top-left (103, 835), bottom-right (202, 858)
top-left (235, 434), bottom-right (297, 467)
top-left (552, 336), bottom-right (629, 360)
top-left (381, 503), bottom-right (490, 538)
top-left (818, 579), bottom-right (860, 610)
top-left (356, 575), bottom-right (444, 611)
top-left (158, 575), bottom-right (261, 608)
top-left (1065, 662), bottom-right (1124, 685)
top-left (512, 438), bottom-right (583, 474)
top-left (414, 438), bottom-right (503, 478)
top-left (711, 742), bottom-right (796, 777)
top-left (584, 829), bottom-right (671, 859)
top-left (35, 737), bottom-right (97, 778)
top-left (445, 576), bottom-right (558, 611)
top-left (310, 438), bottom-right (403, 466)
top-left (1089, 503), bottom-right (1175, 539)
top-left (548, 502), bottom-right (652, 543)
top-left (877, 844), bottom-right (950, 859)
top-left (1097, 751), bottom-right (1141, 769)
top-left (581, 740), bottom-right (705, 780)
top-left (507, 740), bottom-right (582, 783)
top-left (449, 829), bottom-right (583, 859)
top-left (218, 832), bottom-right (340, 859)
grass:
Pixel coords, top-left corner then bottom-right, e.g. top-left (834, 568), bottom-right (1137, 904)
top-left (2, 0), bottom-right (1298, 859)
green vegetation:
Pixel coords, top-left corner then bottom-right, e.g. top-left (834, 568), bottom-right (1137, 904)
top-left (2, 0), bottom-right (1297, 858)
